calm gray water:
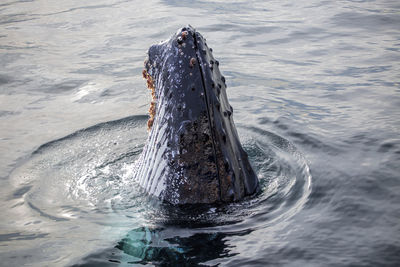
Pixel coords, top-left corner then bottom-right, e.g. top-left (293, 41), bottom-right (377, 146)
top-left (1, 0), bottom-right (400, 266)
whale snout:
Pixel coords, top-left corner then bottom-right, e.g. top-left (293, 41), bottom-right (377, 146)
top-left (135, 25), bottom-right (259, 204)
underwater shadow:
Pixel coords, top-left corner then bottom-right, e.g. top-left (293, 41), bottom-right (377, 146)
top-left (71, 225), bottom-right (245, 266)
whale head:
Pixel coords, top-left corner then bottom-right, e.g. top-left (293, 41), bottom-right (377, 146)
top-left (136, 25), bottom-right (259, 204)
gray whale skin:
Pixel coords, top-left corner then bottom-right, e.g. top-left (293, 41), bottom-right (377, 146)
top-left (134, 25), bottom-right (259, 205)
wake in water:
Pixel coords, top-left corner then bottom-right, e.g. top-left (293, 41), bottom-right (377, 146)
top-left (9, 115), bottom-right (311, 266)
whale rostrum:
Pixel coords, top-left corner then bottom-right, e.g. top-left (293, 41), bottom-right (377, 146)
top-left (134, 25), bottom-right (259, 204)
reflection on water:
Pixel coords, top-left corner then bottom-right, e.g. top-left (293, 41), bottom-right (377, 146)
top-left (1, 0), bottom-right (400, 266)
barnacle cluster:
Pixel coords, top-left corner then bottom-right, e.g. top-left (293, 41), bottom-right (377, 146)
top-left (142, 69), bottom-right (156, 130)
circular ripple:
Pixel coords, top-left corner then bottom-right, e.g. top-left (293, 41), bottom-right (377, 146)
top-left (10, 115), bottom-right (312, 265)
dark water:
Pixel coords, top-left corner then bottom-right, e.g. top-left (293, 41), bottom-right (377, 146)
top-left (1, 0), bottom-right (399, 266)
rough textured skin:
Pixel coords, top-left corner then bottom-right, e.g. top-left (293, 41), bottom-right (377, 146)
top-left (134, 25), bottom-right (259, 204)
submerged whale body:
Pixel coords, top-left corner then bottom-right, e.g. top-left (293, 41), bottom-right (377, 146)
top-left (134, 25), bottom-right (259, 204)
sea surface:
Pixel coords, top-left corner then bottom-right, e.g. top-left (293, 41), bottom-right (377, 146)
top-left (1, 0), bottom-right (400, 266)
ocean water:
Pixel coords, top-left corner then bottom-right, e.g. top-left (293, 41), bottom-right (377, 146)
top-left (1, 0), bottom-right (399, 266)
